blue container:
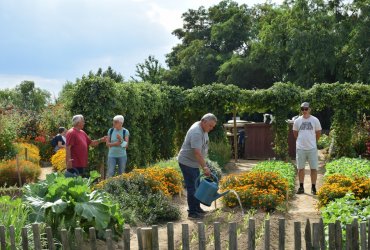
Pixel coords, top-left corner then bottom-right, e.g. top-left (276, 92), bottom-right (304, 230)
top-left (194, 174), bottom-right (229, 207)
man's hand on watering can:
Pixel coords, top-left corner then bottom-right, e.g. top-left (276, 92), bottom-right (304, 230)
top-left (203, 166), bottom-right (211, 176)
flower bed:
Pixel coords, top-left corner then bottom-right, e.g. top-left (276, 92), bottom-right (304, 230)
top-left (318, 174), bottom-right (370, 207)
top-left (97, 166), bottom-right (182, 225)
top-left (51, 148), bottom-right (66, 172)
top-left (14, 143), bottom-right (41, 164)
top-left (251, 161), bottom-right (296, 193)
top-left (220, 171), bottom-right (289, 211)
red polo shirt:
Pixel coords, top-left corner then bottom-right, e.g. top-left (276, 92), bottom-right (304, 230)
top-left (66, 128), bottom-right (92, 168)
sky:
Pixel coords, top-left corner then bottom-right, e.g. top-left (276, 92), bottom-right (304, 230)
top-left (0, 0), bottom-right (280, 97)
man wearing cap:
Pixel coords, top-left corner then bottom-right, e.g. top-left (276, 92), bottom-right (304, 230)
top-left (293, 102), bottom-right (322, 195)
top-left (178, 113), bottom-right (216, 219)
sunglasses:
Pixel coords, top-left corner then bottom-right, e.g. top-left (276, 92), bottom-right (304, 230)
top-left (301, 107), bottom-right (309, 111)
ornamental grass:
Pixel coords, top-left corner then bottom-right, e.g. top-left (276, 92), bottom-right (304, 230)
top-left (220, 171), bottom-right (289, 211)
top-left (0, 159), bottom-right (41, 186)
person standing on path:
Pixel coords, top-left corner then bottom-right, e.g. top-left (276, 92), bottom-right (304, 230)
top-left (178, 113), bottom-right (216, 219)
top-left (106, 115), bottom-right (130, 178)
top-left (293, 102), bottom-right (322, 195)
top-left (66, 115), bottom-right (107, 177)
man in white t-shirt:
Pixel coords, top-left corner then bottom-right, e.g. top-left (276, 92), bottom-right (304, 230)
top-left (293, 102), bottom-right (322, 195)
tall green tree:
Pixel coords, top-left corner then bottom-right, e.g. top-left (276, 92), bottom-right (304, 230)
top-left (132, 55), bottom-right (166, 84)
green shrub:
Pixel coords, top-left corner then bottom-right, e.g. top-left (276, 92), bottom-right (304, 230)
top-left (0, 115), bottom-right (18, 160)
top-left (0, 196), bottom-right (30, 249)
top-left (324, 157), bottom-right (370, 178)
top-left (208, 139), bottom-right (232, 170)
top-left (24, 171), bottom-right (123, 239)
top-left (317, 134), bottom-right (331, 149)
top-left (351, 125), bottom-right (368, 156)
top-left (252, 161), bottom-right (296, 193)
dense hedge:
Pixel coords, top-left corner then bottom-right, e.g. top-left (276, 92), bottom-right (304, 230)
top-left (66, 78), bottom-right (370, 168)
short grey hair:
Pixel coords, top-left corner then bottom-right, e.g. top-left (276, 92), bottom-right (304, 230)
top-left (113, 115), bottom-right (124, 124)
top-left (72, 114), bottom-right (84, 126)
top-left (201, 113), bottom-right (217, 122)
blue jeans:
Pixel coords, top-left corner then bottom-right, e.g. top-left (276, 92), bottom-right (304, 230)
top-left (107, 156), bottom-right (127, 178)
top-left (179, 163), bottom-right (201, 215)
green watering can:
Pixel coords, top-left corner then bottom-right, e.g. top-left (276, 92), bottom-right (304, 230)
top-left (194, 173), bottom-right (229, 207)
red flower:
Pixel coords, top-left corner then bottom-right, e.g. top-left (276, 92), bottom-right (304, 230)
top-left (34, 136), bottom-right (46, 144)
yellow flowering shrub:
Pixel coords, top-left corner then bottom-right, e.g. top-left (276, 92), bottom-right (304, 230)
top-left (0, 159), bottom-right (41, 186)
top-left (96, 166), bottom-right (183, 196)
top-left (220, 171), bottom-right (289, 211)
top-left (51, 149), bottom-right (66, 172)
top-left (14, 143), bottom-right (40, 164)
top-left (318, 174), bottom-right (370, 207)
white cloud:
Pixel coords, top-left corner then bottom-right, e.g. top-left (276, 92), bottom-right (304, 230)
top-left (0, 74), bottom-right (65, 97)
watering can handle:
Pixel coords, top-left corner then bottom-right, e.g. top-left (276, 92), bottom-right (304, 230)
top-left (195, 173), bottom-right (218, 189)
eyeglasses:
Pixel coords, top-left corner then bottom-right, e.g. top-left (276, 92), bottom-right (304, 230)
top-left (301, 107), bottom-right (309, 111)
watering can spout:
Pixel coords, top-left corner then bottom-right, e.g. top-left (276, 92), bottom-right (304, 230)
top-left (215, 190), bottom-right (230, 200)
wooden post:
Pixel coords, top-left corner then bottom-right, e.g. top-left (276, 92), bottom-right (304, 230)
top-left (74, 228), bottom-right (83, 249)
top-left (141, 227), bottom-right (153, 250)
top-left (233, 106), bottom-right (238, 163)
top-left (16, 155), bottom-right (22, 187)
top-left (25, 148), bottom-right (28, 161)
top-left (9, 225), bottom-right (16, 250)
top-left (198, 222), bottom-right (206, 250)
top-left (346, 224), bottom-right (352, 250)
top-left (214, 222), bottom-right (221, 250)
top-left (264, 219), bottom-right (270, 250)
top-left (167, 222), bottom-right (174, 250)
top-left (32, 224), bottom-right (42, 250)
top-left (352, 219), bottom-right (359, 250)
top-left (182, 224), bottom-right (189, 250)
top-left (123, 226), bottom-right (130, 250)
top-left (106, 229), bottom-right (114, 250)
top-left (229, 222), bottom-right (237, 250)
top-left (312, 223), bottom-right (320, 250)
top-left (89, 227), bottom-right (97, 250)
top-left (319, 218), bottom-right (325, 249)
top-left (60, 229), bottom-right (69, 250)
top-left (0, 225), bottom-right (5, 250)
top-left (45, 227), bottom-right (54, 250)
top-left (294, 221), bottom-right (301, 250)
top-left (248, 218), bottom-right (256, 250)
top-left (137, 228), bottom-right (142, 250)
top-left (305, 219), bottom-right (313, 250)
top-left (360, 222), bottom-right (367, 250)
top-left (335, 220), bottom-right (342, 250)
top-left (278, 218), bottom-right (285, 250)
top-left (328, 223), bottom-right (335, 250)
top-left (152, 225), bottom-right (159, 250)
top-left (21, 227), bottom-right (29, 250)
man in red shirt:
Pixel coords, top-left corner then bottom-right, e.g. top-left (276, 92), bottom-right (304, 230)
top-left (66, 114), bottom-right (107, 176)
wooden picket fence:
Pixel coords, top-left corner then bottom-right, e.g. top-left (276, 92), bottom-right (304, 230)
top-left (1, 217), bottom-right (369, 250)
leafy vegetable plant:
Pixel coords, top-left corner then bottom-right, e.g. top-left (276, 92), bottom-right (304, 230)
top-left (23, 171), bottom-right (123, 239)
top-left (324, 157), bottom-right (370, 178)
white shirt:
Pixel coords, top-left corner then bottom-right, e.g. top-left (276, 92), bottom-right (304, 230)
top-left (293, 115), bottom-right (322, 150)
